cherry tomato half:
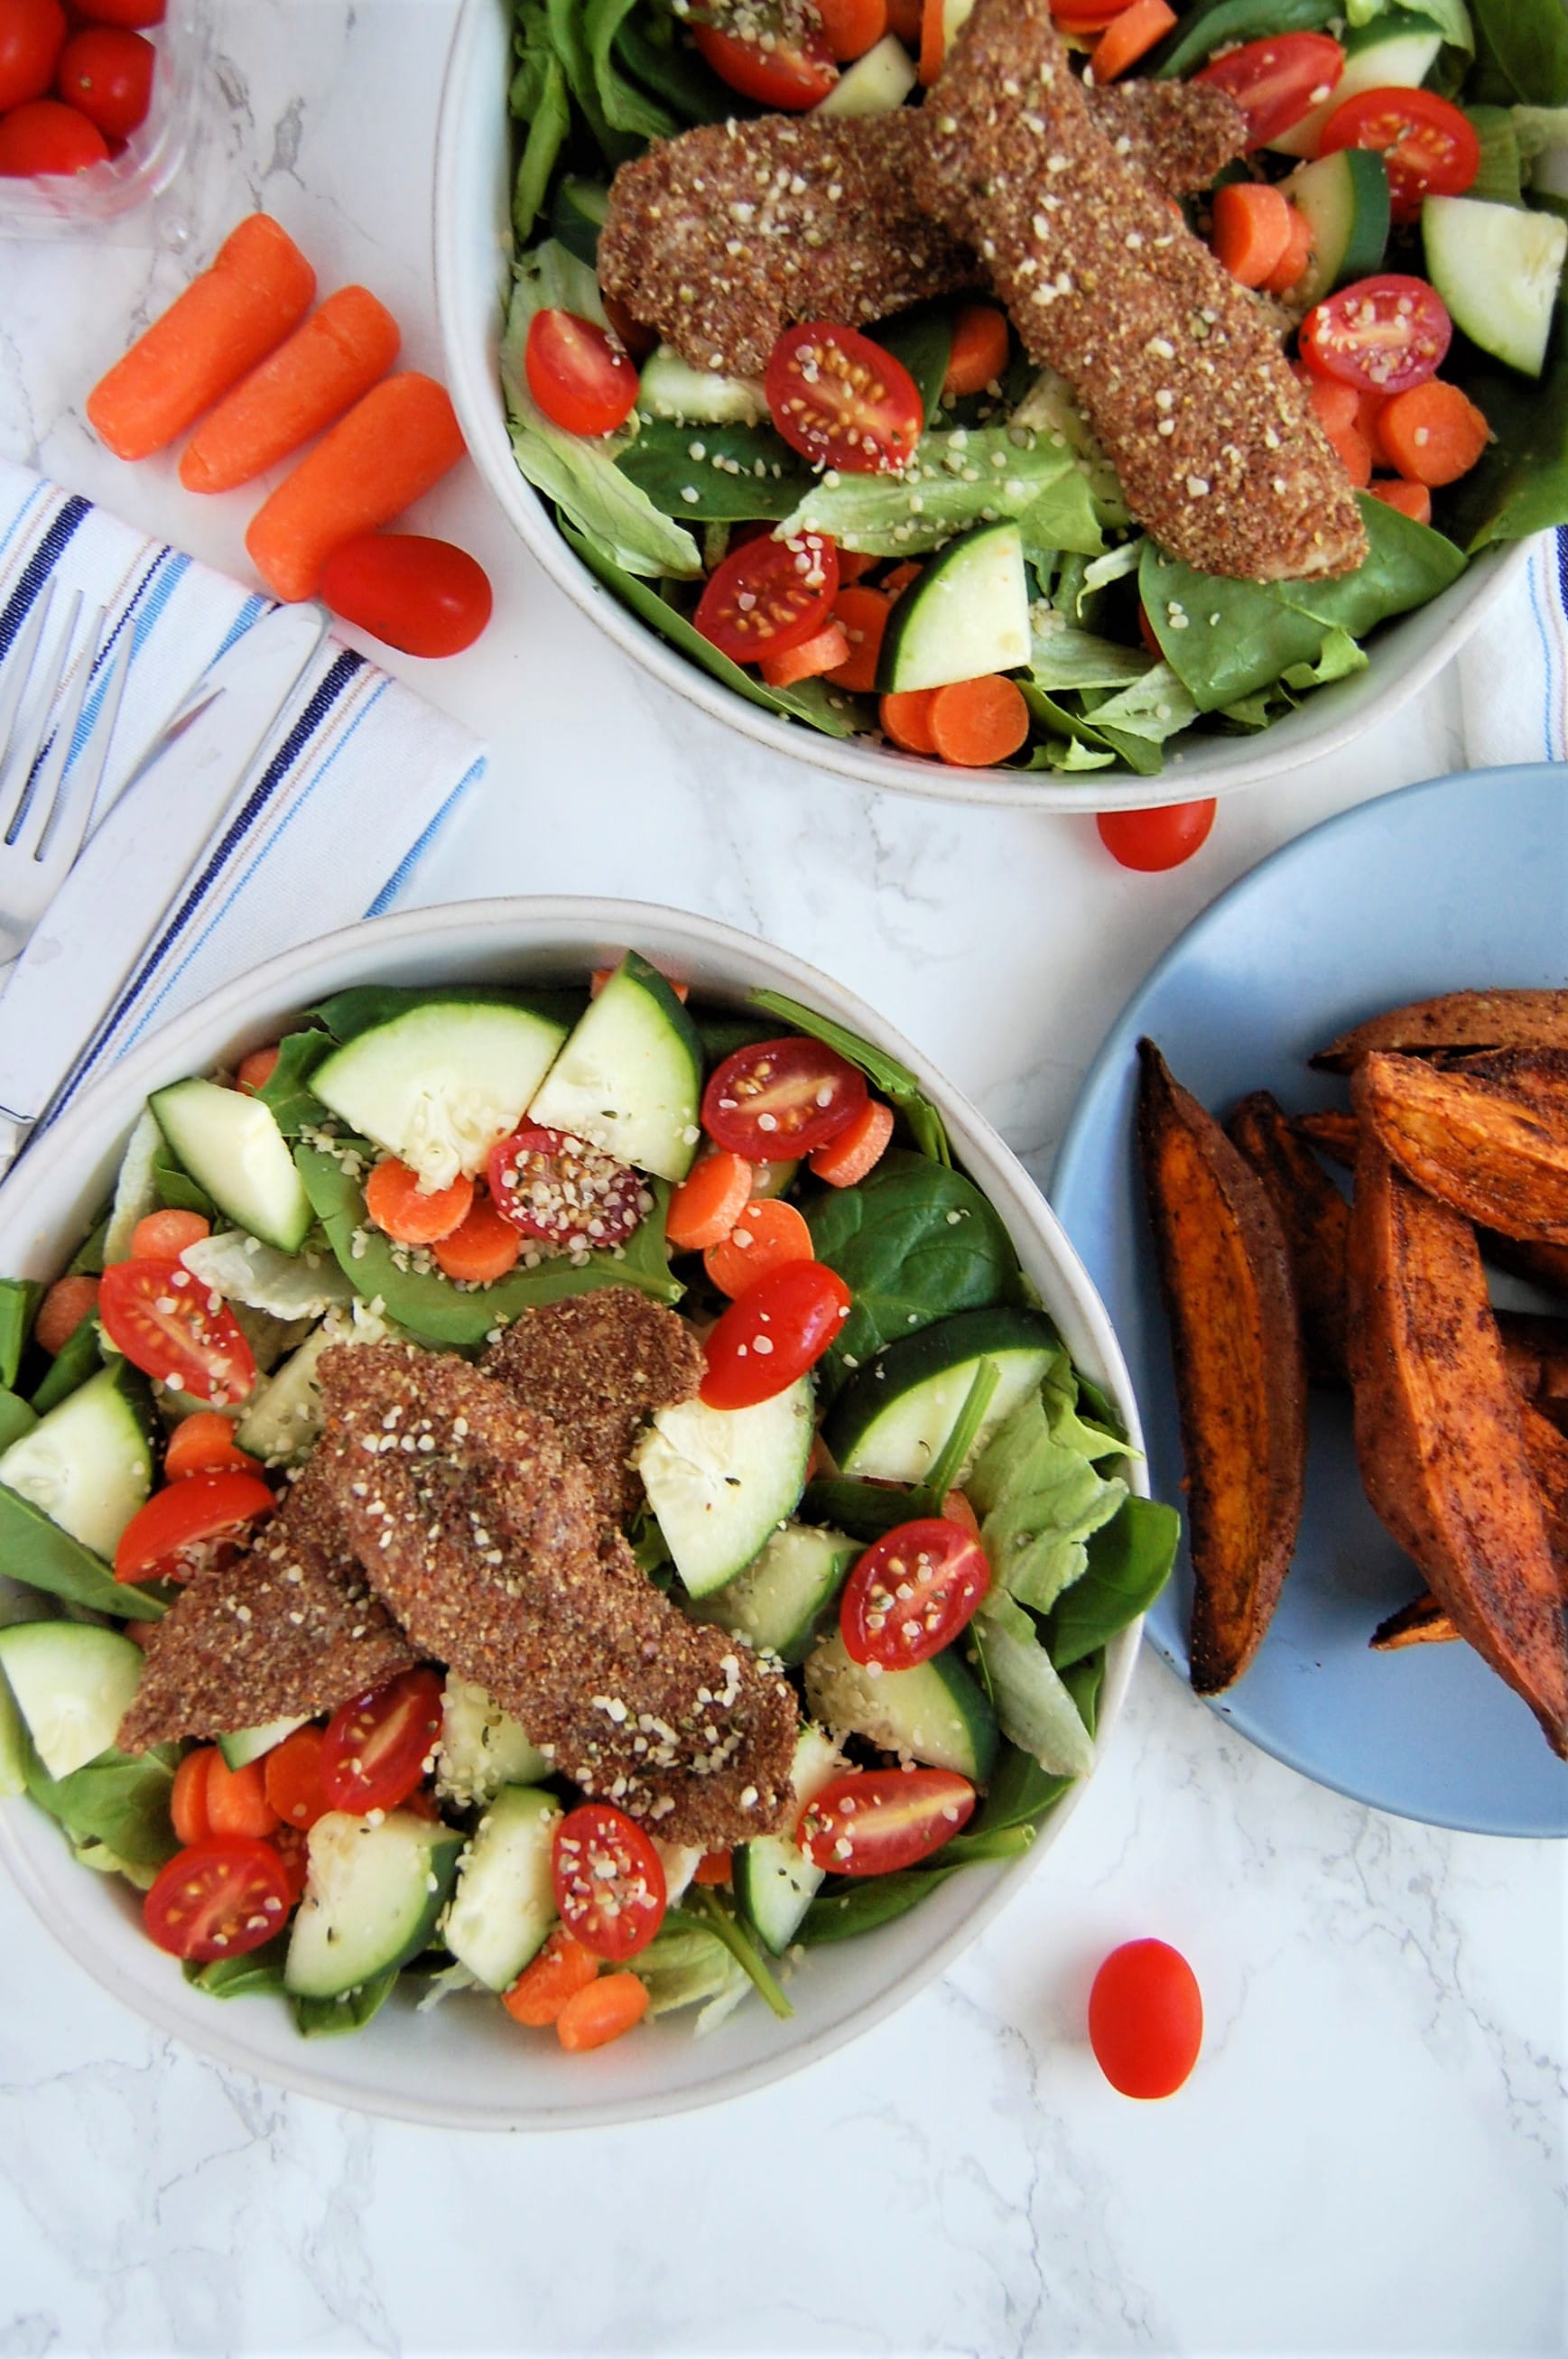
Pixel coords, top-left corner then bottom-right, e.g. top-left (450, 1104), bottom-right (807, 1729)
top-left (1088, 1938), bottom-right (1203, 2099)
top-left (840, 1517), bottom-right (991, 1670)
top-left (55, 23), bottom-right (153, 138)
top-left (1192, 32), bottom-right (1343, 151)
top-left (320, 1667), bottom-right (444, 1816)
top-left (1318, 85), bottom-right (1480, 222)
top-left (700, 1257), bottom-right (852, 1408)
top-left (1299, 274), bottom-right (1452, 397)
top-left (765, 322), bottom-right (923, 475)
top-left (143, 1835), bottom-right (292, 1962)
top-left (97, 1258), bottom-right (256, 1406)
top-left (524, 307), bottom-right (637, 437)
top-left (691, 11), bottom-right (837, 110)
top-left (799, 1767), bottom-right (977, 1874)
top-left (1096, 799), bottom-right (1217, 873)
top-left (694, 530), bottom-right (840, 665)
top-left (0, 0), bottom-right (65, 113)
top-left (73, 0), bottom-right (163, 23)
top-left (552, 1801), bottom-right (667, 1960)
top-left (318, 534), bottom-right (493, 659)
top-left (0, 94), bottom-right (107, 172)
top-left (114, 1468), bottom-right (275, 1584)
top-left (701, 1035), bottom-right (867, 1159)
top-left (487, 1124), bottom-right (649, 1249)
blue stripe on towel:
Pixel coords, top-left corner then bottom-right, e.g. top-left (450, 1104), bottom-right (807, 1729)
top-left (0, 496), bottom-right (91, 662)
top-left (366, 756), bottom-right (485, 915)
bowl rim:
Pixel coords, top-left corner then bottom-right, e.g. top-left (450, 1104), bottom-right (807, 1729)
top-left (0, 895), bottom-right (1149, 2130)
top-left (431, 0), bottom-right (1532, 818)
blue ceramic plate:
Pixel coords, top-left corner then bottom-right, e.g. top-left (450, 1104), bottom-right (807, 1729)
top-left (1053, 767), bottom-right (1568, 1837)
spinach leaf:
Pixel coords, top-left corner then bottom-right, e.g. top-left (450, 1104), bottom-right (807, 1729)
top-left (1044, 1494), bottom-right (1181, 1669)
top-left (692, 1010), bottom-right (781, 1069)
top-left (804, 1149), bottom-right (1025, 1391)
top-left (584, 0), bottom-right (681, 138)
top-left (543, 0), bottom-right (637, 165)
top-left (967, 1739), bottom-right (1072, 1835)
top-left (1062, 1649), bottom-right (1105, 1740)
top-left (874, 306), bottom-right (956, 425)
top-left (796, 1866), bottom-right (960, 1944)
top-left (1140, 545), bottom-right (1331, 710)
top-left (747, 989), bottom-right (952, 1162)
top-left (185, 1935), bottom-right (291, 2000)
top-left (1276, 495), bottom-right (1468, 635)
top-left (1443, 297), bottom-right (1568, 548)
top-left (292, 1972), bottom-right (399, 2038)
top-left (617, 421), bottom-right (810, 521)
top-left (68, 1219), bottom-right (110, 1278)
top-left (0, 1483), bottom-right (163, 1619)
top-left (800, 1474), bottom-right (922, 1541)
top-left (1153, 0), bottom-right (1338, 76)
top-left (152, 1138), bottom-right (215, 1221)
top-left (255, 1028), bottom-right (334, 1138)
top-left (0, 1389), bottom-right (37, 1453)
top-left (1471, 0), bottom-right (1568, 102)
top-left (513, 53), bottom-right (571, 243)
top-left (559, 517), bottom-right (864, 738)
top-left (295, 1145), bottom-right (682, 1346)
top-left (936, 1823), bottom-right (1037, 1864)
top-left (612, 10), bottom-right (734, 123)
top-left (0, 1280), bottom-right (40, 1392)
top-left (30, 1312), bottom-right (103, 1415)
top-left (25, 1741), bottom-right (178, 1867)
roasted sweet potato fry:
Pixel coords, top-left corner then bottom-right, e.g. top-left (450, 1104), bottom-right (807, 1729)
top-left (1358, 1051), bottom-right (1568, 1246)
top-left (1478, 1231), bottom-right (1568, 1298)
top-left (1138, 1041), bottom-right (1307, 1694)
top-left (1313, 989), bottom-right (1568, 1073)
top-left (1370, 1593), bottom-right (1455, 1650)
top-left (1346, 1133), bottom-right (1568, 1754)
top-left (1371, 1404), bottom-right (1568, 1650)
top-left (1292, 1109), bottom-right (1359, 1166)
top-left (1498, 1312), bottom-right (1568, 1435)
top-left (1228, 1090), bottom-right (1350, 1384)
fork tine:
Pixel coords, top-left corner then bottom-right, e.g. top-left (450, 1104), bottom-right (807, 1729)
top-left (1, 588), bottom-right (80, 849)
top-left (0, 580), bottom-right (55, 790)
top-left (25, 607), bottom-right (116, 871)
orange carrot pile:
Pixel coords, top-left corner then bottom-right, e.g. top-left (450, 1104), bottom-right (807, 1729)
top-left (179, 283), bottom-right (401, 493)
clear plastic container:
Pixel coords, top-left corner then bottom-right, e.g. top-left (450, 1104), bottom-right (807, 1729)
top-left (0, 0), bottom-right (206, 242)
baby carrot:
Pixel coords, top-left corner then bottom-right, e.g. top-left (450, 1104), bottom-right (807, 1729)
top-left (1369, 478), bottom-right (1432, 525)
top-left (33, 1275), bottom-right (98, 1357)
top-left (244, 373), bottom-right (467, 602)
top-left (1376, 380), bottom-right (1489, 488)
top-left (1092, 0), bottom-right (1177, 81)
top-left (179, 284), bottom-right (402, 493)
top-left (129, 1208), bottom-right (209, 1260)
top-left (87, 214), bottom-right (316, 461)
top-left (555, 1970), bottom-right (650, 2052)
top-left (666, 1150), bottom-right (753, 1252)
top-left (928, 673), bottom-right (1030, 767)
top-left (236, 1044), bottom-right (281, 1093)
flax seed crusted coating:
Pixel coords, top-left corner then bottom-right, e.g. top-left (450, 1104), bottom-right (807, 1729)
top-left (116, 1457), bottom-right (418, 1753)
top-left (313, 1343), bottom-right (798, 1848)
top-left (914, 0), bottom-right (1367, 581)
top-left (482, 1286), bottom-right (703, 1525)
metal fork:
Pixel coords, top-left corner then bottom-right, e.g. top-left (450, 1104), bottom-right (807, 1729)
top-left (0, 581), bottom-right (131, 961)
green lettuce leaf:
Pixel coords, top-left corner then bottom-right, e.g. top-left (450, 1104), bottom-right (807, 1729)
top-left (616, 420), bottom-right (810, 521)
top-left (966, 1380), bottom-right (1128, 1615)
top-left (775, 427), bottom-right (1102, 556)
top-left (969, 1592), bottom-right (1096, 1778)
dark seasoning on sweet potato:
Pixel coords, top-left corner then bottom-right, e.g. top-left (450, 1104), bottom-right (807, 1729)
top-left (1139, 987), bottom-right (1568, 1755)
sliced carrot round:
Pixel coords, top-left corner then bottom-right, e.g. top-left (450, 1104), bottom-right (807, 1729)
top-left (555, 1969), bottom-right (649, 2051)
top-left (1211, 181), bottom-right (1293, 290)
top-left (131, 1209), bottom-right (211, 1261)
top-left (1092, 0), bottom-right (1177, 82)
top-left (826, 587), bottom-right (891, 694)
top-left (704, 1197), bottom-right (814, 1296)
top-left (942, 302), bottom-right (1011, 400)
top-left (1300, 372), bottom-right (1358, 437)
top-left (760, 618), bottom-right (850, 689)
top-left (1376, 379), bottom-right (1489, 488)
top-left (171, 1747), bottom-right (217, 1846)
top-left (505, 1927), bottom-right (600, 2027)
top-left (431, 1193), bottom-right (523, 1284)
top-left (202, 1753), bottom-right (280, 1840)
top-left (693, 1849), bottom-right (733, 1886)
top-left (809, 1098), bottom-right (895, 1186)
top-left (1325, 419), bottom-right (1372, 488)
top-left (34, 1273), bottom-right (99, 1357)
top-left (928, 673), bottom-right (1030, 767)
top-left (667, 1150), bottom-right (754, 1251)
top-left (1369, 477), bottom-right (1433, 525)
top-left (364, 1156), bottom-right (475, 1245)
top-left (880, 687), bottom-right (939, 754)
top-left (1263, 202), bottom-right (1313, 294)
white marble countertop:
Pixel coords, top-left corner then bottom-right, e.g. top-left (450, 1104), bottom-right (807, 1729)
top-left (0, 6), bottom-right (1562, 2354)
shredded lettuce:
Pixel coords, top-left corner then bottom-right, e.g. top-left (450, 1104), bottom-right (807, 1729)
top-left (180, 1230), bottom-right (353, 1322)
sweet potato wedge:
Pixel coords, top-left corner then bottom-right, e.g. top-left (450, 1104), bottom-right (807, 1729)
top-left (1498, 1312), bottom-right (1568, 1435)
top-left (1292, 1109), bottom-right (1359, 1167)
top-left (1370, 1593), bottom-right (1455, 1650)
top-left (1370, 1406), bottom-right (1568, 1650)
top-left (1358, 1051), bottom-right (1568, 1246)
top-left (1346, 1135), bottom-right (1568, 1754)
top-left (1478, 1231), bottom-right (1568, 1299)
top-left (1228, 1090), bottom-right (1350, 1384)
top-left (1313, 989), bottom-right (1568, 1073)
top-left (1138, 1041), bottom-right (1307, 1694)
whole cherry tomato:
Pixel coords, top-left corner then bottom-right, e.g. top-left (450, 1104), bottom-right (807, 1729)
top-left (318, 534), bottom-right (493, 658)
top-left (0, 93), bottom-right (107, 172)
top-left (1096, 801), bottom-right (1217, 873)
top-left (1088, 1938), bottom-right (1204, 2098)
top-left (55, 23), bottom-right (153, 138)
top-left (72, 0), bottom-right (163, 22)
top-left (0, 0), bottom-right (65, 112)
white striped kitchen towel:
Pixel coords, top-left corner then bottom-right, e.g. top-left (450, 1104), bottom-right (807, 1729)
top-left (0, 460), bottom-right (486, 1128)
top-left (1456, 526), bottom-right (1568, 766)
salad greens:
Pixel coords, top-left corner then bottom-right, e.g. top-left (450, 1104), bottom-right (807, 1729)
top-left (502, 0), bottom-right (1568, 778)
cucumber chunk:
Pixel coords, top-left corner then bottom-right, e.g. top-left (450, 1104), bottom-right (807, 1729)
top-left (527, 952), bottom-right (703, 1183)
top-left (0, 1363), bottom-right (152, 1557)
top-left (636, 346), bottom-right (769, 426)
top-left (814, 32), bottom-right (916, 117)
top-left (1287, 149), bottom-right (1391, 304)
top-left (0, 1621), bottom-right (144, 1780)
top-left (151, 1078), bottom-right (312, 1255)
top-left (434, 1676), bottom-right (551, 1808)
top-left (803, 1631), bottom-right (997, 1782)
top-left (285, 1807), bottom-right (463, 2001)
top-left (1424, 194), bottom-right (1568, 376)
top-left (235, 1302), bottom-right (398, 1464)
top-left (218, 1716), bottom-right (306, 1771)
top-left (0, 1662), bottom-right (24, 1797)
top-left (1269, 19), bottom-right (1443, 159)
top-left (635, 1378), bottom-right (813, 1598)
top-left (875, 521), bottom-right (1031, 694)
top-left (441, 1784), bottom-right (561, 1992)
top-left (689, 1521), bottom-right (857, 1664)
top-left (734, 1723), bottom-right (844, 1955)
top-left (824, 1306), bottom-right (1059, 1485)
top-left (311, 999), bottom-right (571, 1191)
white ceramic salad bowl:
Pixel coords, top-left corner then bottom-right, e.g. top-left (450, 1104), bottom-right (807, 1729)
top-left (432, 0), bottom-right (1527, 817)
top-left (0, 896), bottom-right (1150, 2131)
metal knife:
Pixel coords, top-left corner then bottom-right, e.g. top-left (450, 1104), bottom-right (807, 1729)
top-left (0, 602), bottom-right (330, 1172)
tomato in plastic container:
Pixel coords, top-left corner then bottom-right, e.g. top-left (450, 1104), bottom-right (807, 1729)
top-left (0, 0), bottom-right (201, 239)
